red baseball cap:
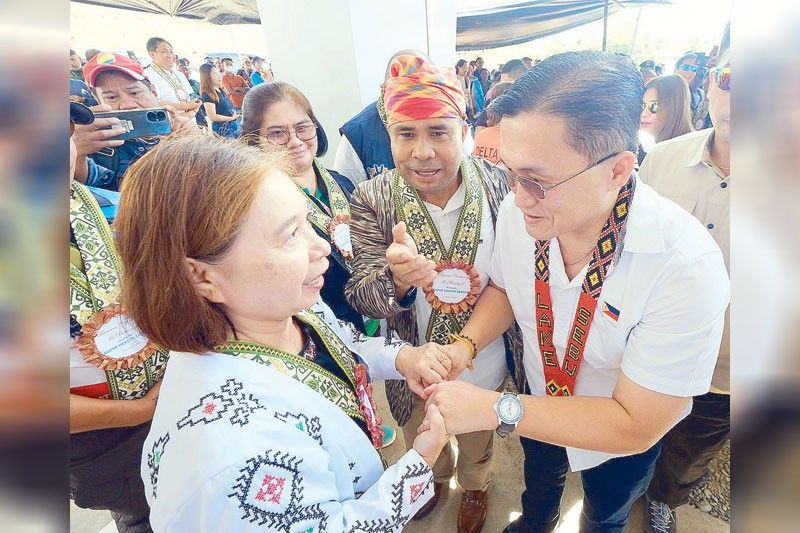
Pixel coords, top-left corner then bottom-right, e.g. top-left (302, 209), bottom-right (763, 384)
top-left (83, 52), bottom-right (146, 87)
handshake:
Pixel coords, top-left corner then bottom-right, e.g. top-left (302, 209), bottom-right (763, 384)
top-left (395, 341), bottom-right (473, 398)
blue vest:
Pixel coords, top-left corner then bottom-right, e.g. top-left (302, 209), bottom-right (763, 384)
top-left (339, 101), bottom-right (394, 180)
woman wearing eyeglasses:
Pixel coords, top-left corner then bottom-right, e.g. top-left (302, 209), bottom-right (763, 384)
top-left (241, 83), bottom-right (365, 330)
top-left (638, 74), bottom-right (694, 165)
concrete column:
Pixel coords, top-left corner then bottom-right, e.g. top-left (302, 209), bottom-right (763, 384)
top-left (255, 0), bottom-right (457, 166)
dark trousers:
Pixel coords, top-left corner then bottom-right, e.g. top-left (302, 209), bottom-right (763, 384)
top-left (647, 392), bottom-right (730, 508)
top-left (509, 437), bottom-right (661, 533)
top-left (70, 422), bottom-right (153, 533)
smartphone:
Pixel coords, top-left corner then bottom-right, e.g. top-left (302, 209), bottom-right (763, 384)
top-left (93, 107), bottom-right (172, 140)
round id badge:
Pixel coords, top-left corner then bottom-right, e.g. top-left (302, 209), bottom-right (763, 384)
top-left (77, 305), bottom-right (158, 370)
top-left (424, 261), bottom-right (481, 314)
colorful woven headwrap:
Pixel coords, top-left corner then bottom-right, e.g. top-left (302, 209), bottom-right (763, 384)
top-left (383, 53), bottom-right (466, 126)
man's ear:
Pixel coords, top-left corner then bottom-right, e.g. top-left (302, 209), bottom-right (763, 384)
top-left (185, 257), bottom-right (226, 304)
top-left (609, 151), bottom-right (636, 190)
top-left (461, 120), bottom-right (469, 142)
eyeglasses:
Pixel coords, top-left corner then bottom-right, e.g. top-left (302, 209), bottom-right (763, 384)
top-left (504, 152), bottom-right (620, 199)
top-left (263, 123), bottom-right (317, 145)
top-left (709, 66), bottom-right (730, 91)
top-left (642, 100), bottom-right (659, 113)
top-left (679, 64), bottom-right (699, 73)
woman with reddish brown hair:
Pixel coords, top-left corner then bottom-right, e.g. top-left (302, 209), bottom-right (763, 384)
top-left (114, 134), bottom-right (452, 532)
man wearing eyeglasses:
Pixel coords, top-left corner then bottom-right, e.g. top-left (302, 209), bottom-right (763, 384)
top-left (423, 50), bottom-right (729, 533)
top-left (639, 37), bottom-right (731, 533)
top-left (345, 52), bottom-right (525, 533)
top-left (674, 52), bottom-right (706, 113)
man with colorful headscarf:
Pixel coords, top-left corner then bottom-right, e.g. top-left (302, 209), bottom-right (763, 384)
top-left (334, 49), bottom-right (476, 186)
top-left (345, 51), bottom-right (525, 533)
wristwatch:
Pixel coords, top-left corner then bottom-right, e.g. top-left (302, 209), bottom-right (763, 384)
top-left (493, 392), bottom-right (524, 438)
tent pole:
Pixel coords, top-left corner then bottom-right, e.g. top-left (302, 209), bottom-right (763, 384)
top-left (602, 0), bottom-right (609, 51)
top-left (629, 6), bottom-right (643, 56)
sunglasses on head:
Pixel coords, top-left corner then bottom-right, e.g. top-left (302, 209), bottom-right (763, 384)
top-left (642, 100), bottom-right (659, 113)
top-left (710, 66), bottom-right (730, 91)
top-left (680, 64), bottom-right (699, 72)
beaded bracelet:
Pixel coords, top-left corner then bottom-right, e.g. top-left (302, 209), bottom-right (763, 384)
top-left (448, 333), bottom-right (478, 370)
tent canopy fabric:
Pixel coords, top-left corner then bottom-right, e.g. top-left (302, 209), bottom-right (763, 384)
top-left (71, 0), bottom-right (671, 50)
top-left (72, 0), bottom-right (260, 25)
top-left (456, 0), bottom-right (671, 51)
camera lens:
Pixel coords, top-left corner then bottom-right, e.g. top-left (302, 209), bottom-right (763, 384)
top-left (146, 111), bottom-right (157, 121)
top-left (156, 111), bottom-right (166, 121)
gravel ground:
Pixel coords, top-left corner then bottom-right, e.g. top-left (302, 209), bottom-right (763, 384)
top-left (688, 439), bottom-right (730, 522)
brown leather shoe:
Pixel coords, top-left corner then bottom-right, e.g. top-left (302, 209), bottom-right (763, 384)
top-left (412, 481), bottom-right (447, 520)
top-left (457, 489), bottom-right (488, 533)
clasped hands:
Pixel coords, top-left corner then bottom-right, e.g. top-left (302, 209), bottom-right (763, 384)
top-left (388, 221), bottom-right (500, 437)
top-left (395, 340), bottom-right (472, 397)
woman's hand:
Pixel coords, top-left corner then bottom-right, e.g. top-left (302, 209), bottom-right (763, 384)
top-left (412, 404), bottom-right (450, 468)
top-left (395, 343), bottom-right (451, 397)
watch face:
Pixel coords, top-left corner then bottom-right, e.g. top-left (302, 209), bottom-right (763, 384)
top-left (499, 396), bottom-right (522, 422)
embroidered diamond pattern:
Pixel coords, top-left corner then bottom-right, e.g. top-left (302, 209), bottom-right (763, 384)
top-left (347, 460), bottom-right (432, 532)
top-left (229, 449), bottom-right (327, 531)
top-left (409, 482), bottom-right (425, 503)
top-left (255, 475), bottom-right (285, 505)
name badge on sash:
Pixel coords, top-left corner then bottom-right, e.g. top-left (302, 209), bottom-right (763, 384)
top-left (77, 305), bottom-right (158, 370)
top-left (328, 214), bottom-right (354, 261)
top-left (424, 260), bottom-right (480, 314)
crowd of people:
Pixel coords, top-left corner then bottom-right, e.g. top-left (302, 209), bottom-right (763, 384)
top-left (69, 21), bottom-right (730, 533)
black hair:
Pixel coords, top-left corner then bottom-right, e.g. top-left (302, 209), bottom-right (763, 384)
top-left (675, 52), bottom-right (697, 71)
top-left (146, 37), bottom-right (169, 53)
top-left (501, 59), bottom-right (526, 75)
top-left (490, 50), bottom-right (642, 161)
top-left (222, 57), bottom-right (233, 64)
top-left (241, 82), bottom-right (328, 157)
top-left (70, 49), bottom-right (76, 56)
top-left (455, 59), bottom-right (468, 71)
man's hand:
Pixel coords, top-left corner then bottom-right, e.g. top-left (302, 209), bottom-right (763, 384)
top-left (441, 342), bottom-right (473, 381)
top-left (165, 105), bottom-right (199, 136)
top-left (412, 404), bottom-right (450, 468)
top-left (425, 381), bottom-right (500, 435)
top-left (395, 343), bottom-right (452, 397)
top-left (72, 115), bottom-right (126, 158)
top-left (386, 222), bottom-right (436, 299)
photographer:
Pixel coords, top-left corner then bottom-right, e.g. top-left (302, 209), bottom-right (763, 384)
top-left (72, 52), bottom-right (198, 191)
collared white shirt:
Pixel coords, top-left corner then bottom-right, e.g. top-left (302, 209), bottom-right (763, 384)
top-left (639, 128), bottom-right (730, 392)
top-left (143, 65), bottom-right (193, 103)
top-left (489, 180), bottom-right (729, 471)
top-left (413, 179), bottom-right (507, 391)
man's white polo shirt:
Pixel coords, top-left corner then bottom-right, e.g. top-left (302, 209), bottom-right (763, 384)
top-left (488, 178), bottom-right (729, 471)
top-left (143, 65), bottom-right (193, 104)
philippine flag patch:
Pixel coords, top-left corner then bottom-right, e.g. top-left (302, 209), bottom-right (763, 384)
top-left (602, 302), bottom-right (620, 322)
